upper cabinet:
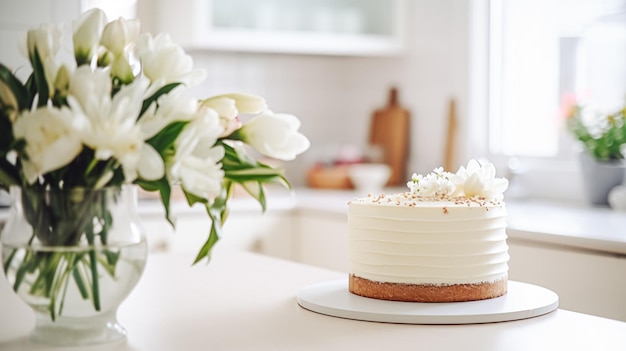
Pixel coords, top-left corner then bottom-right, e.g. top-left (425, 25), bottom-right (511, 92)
top-left (151, 0), bottom-right (406, 56)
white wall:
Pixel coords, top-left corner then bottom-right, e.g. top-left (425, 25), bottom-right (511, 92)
top-left (0, 0), bottom-right (473, 187)
top-left (138, 0), bottom-right (473, 186)
top-left (0, 0), bottom-right (81, 70)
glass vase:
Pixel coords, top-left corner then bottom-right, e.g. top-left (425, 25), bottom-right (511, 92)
top-left (0, 185), bottom-right (148, 346)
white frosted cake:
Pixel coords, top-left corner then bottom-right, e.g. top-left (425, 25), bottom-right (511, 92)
top-left (348, 160), bottom-right (509, 302)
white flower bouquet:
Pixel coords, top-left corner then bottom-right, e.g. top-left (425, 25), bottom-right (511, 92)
top-left (0, 9), bottom-right (309, 320)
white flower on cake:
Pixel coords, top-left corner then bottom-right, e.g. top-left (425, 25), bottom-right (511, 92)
top-left (407, 160), bottom-right (509, 200)
top-left (406, 167), bottom-right (454, 196)
top-left (451, 159), bottom-right (509, 200)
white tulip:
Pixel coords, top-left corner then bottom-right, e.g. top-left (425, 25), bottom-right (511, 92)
top-left (68, 66), bottom-right (111, 113)
top-left (138, 87), bottom-right (197, 139)
top-left (25, 23), bottom-right (63, 96)
top-left (200, 97), bottom-right (240, 137)
top-left (202, 93), bottom-right (267, 116)
top-left (100, 17), bottom-right (140, 56)
top-left (238, 111), bottom-right (310, 161)
top-left (169, 107), bottom-right (225, 200)
top-left (201, 97), bottom-right (237, 120)
top-left (13, 106), bottom-right (83, 183)
top-left (201, 93), bottom-right (267, 136)
top-left (68, 71), bottom-right (164, 182)
top-left (136, 32), bottom-right (206, 88)
top-left (26, 23), bottom-right (62, 62)
top-left (73, 8), bottom-right (107, 65)
top-left (111, 54), bottom-right (134, 84)
top-left (53, 64), bottom-right (72, 97)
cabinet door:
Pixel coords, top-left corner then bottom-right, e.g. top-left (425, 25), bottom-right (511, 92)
top-left (139, 210), bottom-right (294, 259)
top-left (295, 215), bottom-right (349, 272)
top-left (508, 238), bottom-right (626, 322)
top-left (152, 0), bottom-right (406, 56)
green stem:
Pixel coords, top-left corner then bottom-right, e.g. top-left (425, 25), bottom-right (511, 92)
top-left (72, 253), bottom-right (89, 299)
top-left (2, 248), bottom-right (17, 275)
top-left (88, 249), bottom-right (101, 311)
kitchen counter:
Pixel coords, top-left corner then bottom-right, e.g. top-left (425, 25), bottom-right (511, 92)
top-left (1, 187), bottom-right (625, 323)
top-left (290, 188), bottom-right (626, 256)
top-left (2, 187), bottom-right (625, 256)
top-left (0, 251), bottom-right (625, 350)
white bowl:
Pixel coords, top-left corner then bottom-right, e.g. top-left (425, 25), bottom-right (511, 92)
top-left (348, 163), bottom-right (391, 193)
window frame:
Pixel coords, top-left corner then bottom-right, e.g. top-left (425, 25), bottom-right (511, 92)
top-left (469, 0), bottom-right (585, 202)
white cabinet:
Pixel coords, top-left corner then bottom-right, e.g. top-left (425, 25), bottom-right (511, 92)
top-left (151, 0), bottom-right (406, 56)
top-left (139, 207), bottom-right (294, 260)
top-left (507, 237), bottom-right (626, 322)
top-left (294, 211), bottom-right (348, 272)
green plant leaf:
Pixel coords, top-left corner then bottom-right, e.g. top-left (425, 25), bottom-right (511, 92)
top-left (136, 177), bottom-right (175, 227)
top-left (0, 62), bottom-right (30, 111)
top-left (0, 158), bottom-right (19, 190)
top-left (30, 49), bottom-right (49, 107)
top-left (139, 82), bottom-right (182, 118)
top-left (192, 203), bottom-right (223, 265)
top-left (146, 121), bottom-right (188, 155)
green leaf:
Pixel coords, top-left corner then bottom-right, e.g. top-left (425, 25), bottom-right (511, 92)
top-left (146, 121), bottom-right (188, 155)
top-left (0, 158), bottom-right (19, 190)
top-left (192, 205), bottom-right (222, 265)
top-left (30, 49), bottom-right (49, 107)
top-left (24, 74), bottom-right (37, 108)
top-left (136, 178), bottom-right (175, 227)
top-left (0, 62), bottom-right (30, 111)
top-left (139, 82), bottom-right (182, 118)
top-left (190, 186), bottom-right (233, 265)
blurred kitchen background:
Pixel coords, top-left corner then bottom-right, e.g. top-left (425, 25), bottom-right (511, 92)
top-left (1, 0), bottom-right (625, 201)
top-left (1, 0), bottom-right (626, 322)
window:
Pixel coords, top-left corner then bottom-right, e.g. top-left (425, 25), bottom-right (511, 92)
top-left (488, 0), bottom-right (626, 159)
top-left (470, 0), bottom-right (626, 200)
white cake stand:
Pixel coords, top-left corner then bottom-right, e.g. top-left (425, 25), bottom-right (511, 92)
top-left (296, 279), bottom-right (559, 324)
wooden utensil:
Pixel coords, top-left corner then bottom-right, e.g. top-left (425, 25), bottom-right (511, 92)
top-left (444, 98), bottom-right (457, 172)
top-left (369, 87), bottom-right (411, 186)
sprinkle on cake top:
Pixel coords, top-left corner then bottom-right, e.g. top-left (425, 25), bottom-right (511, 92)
top-left (351, 159), bottom-right (509, 208)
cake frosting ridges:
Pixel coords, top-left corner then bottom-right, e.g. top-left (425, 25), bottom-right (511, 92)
top-left (347, 159), bottom-right (511, 302)
top-left (348, 198), bottom-right (509, 285)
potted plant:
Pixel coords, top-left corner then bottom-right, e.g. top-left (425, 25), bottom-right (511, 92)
top-left (566, 103), bottom-right (626, 205)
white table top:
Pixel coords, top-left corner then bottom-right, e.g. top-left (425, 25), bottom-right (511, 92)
top-left (1, 251), bottom-right (625, 351)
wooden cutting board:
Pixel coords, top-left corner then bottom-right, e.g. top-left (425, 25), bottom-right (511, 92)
top-left (369, 88), bottom-right (411, 186)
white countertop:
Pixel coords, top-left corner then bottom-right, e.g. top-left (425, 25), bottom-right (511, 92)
top-left (290, 188), bottom-right (626, 256)
top-left (1, 251), bottom-right (625, 350)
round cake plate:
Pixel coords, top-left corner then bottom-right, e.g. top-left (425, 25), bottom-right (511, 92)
top-left (296, 279), bottom-right (559, 324)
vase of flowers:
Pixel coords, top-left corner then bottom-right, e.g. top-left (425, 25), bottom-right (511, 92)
top-left (0, 8), bottom-right (309, 346)
top-left (2, 185), bottom-right (147, 345)
top-left (566, 103), bottom-right (626, 205)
